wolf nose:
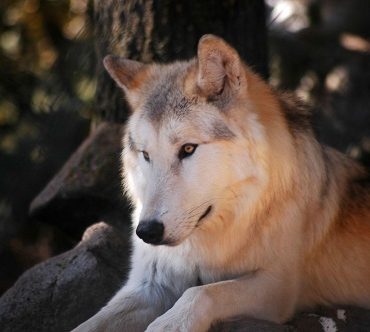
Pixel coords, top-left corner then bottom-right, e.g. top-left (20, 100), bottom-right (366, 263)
top-left (136, 220), bottom-right (164, 244)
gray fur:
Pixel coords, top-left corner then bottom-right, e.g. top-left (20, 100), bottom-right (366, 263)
top-left (143, 64), bottom-right (194, 123)
top-left (210, 121), bottom-right (235, 140)
top-left (127, 134), bottom-right (136, 151)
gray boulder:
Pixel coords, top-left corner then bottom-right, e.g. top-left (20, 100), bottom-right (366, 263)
top-left (0, 222), bottom-right (131, 332)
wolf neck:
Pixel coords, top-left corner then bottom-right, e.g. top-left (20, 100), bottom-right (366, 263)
top-left (246, 78), bottom-right (360, 252)
top-left (247, 75), bottom-right (299, 211)
top-left (233, 72), bottom-right (343, 244)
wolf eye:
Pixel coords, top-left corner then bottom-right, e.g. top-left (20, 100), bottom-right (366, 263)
top-left (179, 144), bottom-right (198, 160)
top-left (142, 151), bottom-right (150, 162)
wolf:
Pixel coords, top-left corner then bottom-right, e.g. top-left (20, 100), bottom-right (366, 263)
top-left (72, 35), bottom-right (370, 332)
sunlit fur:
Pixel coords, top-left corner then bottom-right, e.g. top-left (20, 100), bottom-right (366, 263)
top-left (72, 35), bottom-right (370, 332)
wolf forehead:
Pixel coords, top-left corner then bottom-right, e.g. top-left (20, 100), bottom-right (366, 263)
top-left (133, 61), bottom-right (235, 141)
top-left (139, 61), bottom-right (195, 122)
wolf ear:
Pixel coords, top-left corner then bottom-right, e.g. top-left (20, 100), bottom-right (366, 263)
top-left (103, 55), bottom-right (145, 92)
top-left (197, 35), bottom-right (243, 99)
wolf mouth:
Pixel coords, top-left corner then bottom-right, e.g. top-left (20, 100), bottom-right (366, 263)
top-left (197, 205), bottom-right (212, 225)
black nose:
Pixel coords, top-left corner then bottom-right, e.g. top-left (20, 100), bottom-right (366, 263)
top-left (136, 220), bottom-right (164, 244)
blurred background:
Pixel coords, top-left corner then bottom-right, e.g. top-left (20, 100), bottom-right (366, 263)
top-left (0, 0), bottom-right (94, 293)
top-left (0, 0), bottom-right (369, 296)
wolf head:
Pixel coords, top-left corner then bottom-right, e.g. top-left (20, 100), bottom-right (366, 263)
top-left (104, 35), bottom-right (293, 246)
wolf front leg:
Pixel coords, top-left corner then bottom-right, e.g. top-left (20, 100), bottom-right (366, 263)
top-left (71, 282), bottom-right (169, 332)
top-left (145, 269), bottom-right (300, 332)
top-left (71, 241), bottom-right (196, 332)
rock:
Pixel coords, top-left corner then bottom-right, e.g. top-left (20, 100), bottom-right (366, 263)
top-left (29, 122), bottom-right (131, 235)
top-left (211, 317), bottom-right (290, 332)
top-left (211, 306), bottom-right (370, 331)
top-left (0, 222), bottom-right (131, 332)
top-left (290, 306), bottom-right (370, 331)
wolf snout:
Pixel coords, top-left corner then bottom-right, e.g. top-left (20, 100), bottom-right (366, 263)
top-left (136, 220), bottom-right (164, 245)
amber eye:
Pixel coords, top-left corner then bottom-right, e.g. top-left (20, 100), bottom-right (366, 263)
top-left (142, 151), bottom-right (150, 162)
top-left (178, 144), bottom-right (198, 160)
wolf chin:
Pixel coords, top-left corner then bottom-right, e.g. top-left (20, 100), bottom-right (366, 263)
top-left (72, 35), bottom-right (370, 332)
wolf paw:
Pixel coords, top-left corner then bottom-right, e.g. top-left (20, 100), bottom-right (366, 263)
top-left (145, 287), bottom-right (211, 332)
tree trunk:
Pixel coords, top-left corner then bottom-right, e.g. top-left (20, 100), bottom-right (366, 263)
top-left (94, 0), bottom-right (268, 122)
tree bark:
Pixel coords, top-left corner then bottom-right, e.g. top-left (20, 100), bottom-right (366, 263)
top-left (94, 0), bottom-right (268, 122)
